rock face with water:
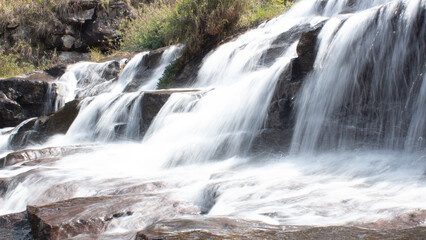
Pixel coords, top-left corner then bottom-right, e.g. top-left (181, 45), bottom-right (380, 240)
top-left (252, 22), bottom-right (325, 151)
top-left (8, 99), bottom-right (81, 149)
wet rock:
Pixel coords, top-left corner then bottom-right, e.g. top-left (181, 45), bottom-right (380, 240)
top-left (137, 216), bottom-right (426, 240)
top-left (9, 99), bottom-right (81, 150)
top-left (0, 169), bottom-right (41, 198)
top-left (0, 78), bottom-right (55, 127)
top-left (362, 210), bottom-right (426, 230)
top-left (101, 61), bottom-right (121, 81)
top-left (139, 90), bottom-right (200, 134)
top-left (27, 194), bottom-right (199, 240)
top-left (292, 22), bottom-right (325, 80)
top-left (0, 145), bottom-right (92, 168)
top-left (254, 22), bottom-right (325, 152)
top-left (0, 212), bottom-right (33, 240)
top-left (259, 23), bottom-right (312, 66)
top-left (124, 48), bottom-right (167, 92)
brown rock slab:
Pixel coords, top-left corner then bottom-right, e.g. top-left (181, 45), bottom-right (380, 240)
top-left (362, 210), bottom-right (426, 230)
top-left (137, 216), bottom-right (426, 240)
top-left (27, 194), bottom-right (200, 240)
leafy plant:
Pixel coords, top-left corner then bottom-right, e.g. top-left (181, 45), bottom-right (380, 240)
top-left (157, 59), bottom-right (180, 89)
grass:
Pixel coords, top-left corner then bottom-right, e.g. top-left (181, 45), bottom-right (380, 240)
top-left (120, 0), bottom-right (296, 54)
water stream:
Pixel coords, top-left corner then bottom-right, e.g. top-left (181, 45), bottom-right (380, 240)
top-left (0, 0), bottom-right (425, 236)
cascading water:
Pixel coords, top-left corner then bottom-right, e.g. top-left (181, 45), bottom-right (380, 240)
top-left (0, 0), bottom-right (425, 237)
top-left (291, 0), bottom-right (426, 153)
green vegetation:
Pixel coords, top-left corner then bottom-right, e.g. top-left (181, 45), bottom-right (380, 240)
top-left (0, 41), bottom-right (57, 78)
top-left (0, 0), bottom-right (70, 78)
top-left (157, 59), bottom-right (180, 89)
top-left (121, 0), bottom-right (295, 89)
top-left (0, 0), bottom-right (295, 78)
top-left (120, 0), bottom-right (295, 54)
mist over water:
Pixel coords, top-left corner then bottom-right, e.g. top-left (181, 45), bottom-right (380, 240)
top-left (0, 0), bottom-right (425, 235)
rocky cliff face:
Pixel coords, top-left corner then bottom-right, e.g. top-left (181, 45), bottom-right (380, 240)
top-left (1, 0), bottom-right (133, 53)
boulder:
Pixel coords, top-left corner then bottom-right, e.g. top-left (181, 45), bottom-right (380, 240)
top-left (27, 194), bottom-right (199, 240)
top-left (9, 99), bottom-right (81, 150)
top-left (137, 216), bottom-right (426, 240)
top-left (0, 78), bottom-right (56, 128)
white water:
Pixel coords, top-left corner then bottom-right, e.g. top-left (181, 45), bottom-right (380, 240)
top-left (0, 0), bottom-right (425, 236)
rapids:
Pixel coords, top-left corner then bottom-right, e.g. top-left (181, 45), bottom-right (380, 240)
top-left (0, 0), bottom-right (425, 236)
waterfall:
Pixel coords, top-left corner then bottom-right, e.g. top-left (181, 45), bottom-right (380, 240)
top-left (0, 0), bottom-right (425, 235)
top-left (291, 0), bottom-right (425, 153)
top-left (60, 45), bottom-right (183, 143)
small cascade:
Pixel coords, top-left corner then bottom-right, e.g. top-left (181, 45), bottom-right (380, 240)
top-left (63, 45), bottom-right (183, 143)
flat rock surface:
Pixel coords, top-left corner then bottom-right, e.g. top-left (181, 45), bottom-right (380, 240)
top-left (137, 216), bottom-right (426, 240)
